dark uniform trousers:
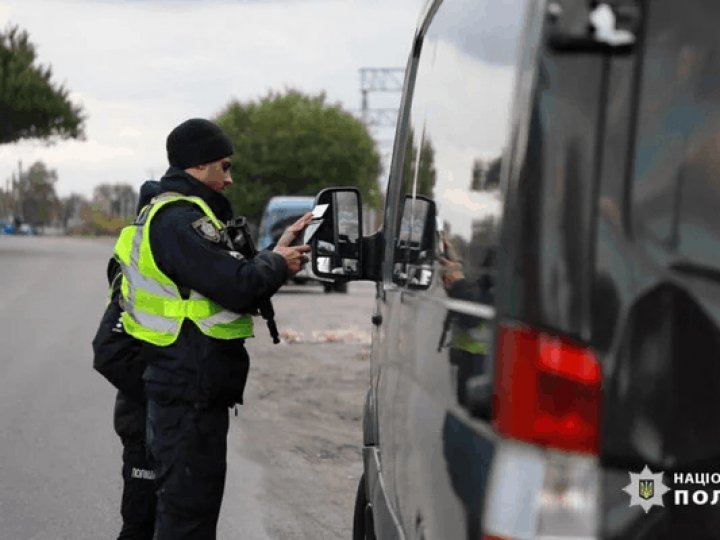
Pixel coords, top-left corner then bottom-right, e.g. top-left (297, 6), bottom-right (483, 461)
top-left (147, 399), bottom-right (229, 540)
top-left (113, 393), bottom-right (156, 540)
top-left (118, 439), bottom-right (157, 540)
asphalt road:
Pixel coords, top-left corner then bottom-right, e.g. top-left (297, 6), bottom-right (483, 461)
top-left (0, 235), bottom-right (375, 539)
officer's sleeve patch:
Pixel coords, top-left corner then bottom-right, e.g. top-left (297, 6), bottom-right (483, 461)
top-left (192, 216), bottom-right (221, 243)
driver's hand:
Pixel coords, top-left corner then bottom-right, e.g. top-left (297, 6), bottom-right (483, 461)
top-left (276, 212), bottom-right (313, 248)
top-left (274, 244), bottom-right (311, 276)
top-left (441, 231), bottom-right (462, 262)
top-left (439, 256), bottom-right (465, 289)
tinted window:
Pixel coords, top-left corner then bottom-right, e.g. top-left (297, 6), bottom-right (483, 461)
top-left (395, 0), bottom-right (524, 296)
top-left (631, 0), bottom-right (720, 270)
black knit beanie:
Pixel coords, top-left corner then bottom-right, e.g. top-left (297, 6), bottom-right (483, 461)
top-left (166, 118), bottom-right (234, 169)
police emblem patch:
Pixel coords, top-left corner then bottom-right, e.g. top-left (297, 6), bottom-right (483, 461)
top-left (192, 217), bottom-right (221, 243)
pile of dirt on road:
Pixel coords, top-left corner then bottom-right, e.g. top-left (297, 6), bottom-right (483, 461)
top-left (236, 340), bottom-right (370, 538)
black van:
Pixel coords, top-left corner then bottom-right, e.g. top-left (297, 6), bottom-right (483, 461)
top-left (311, 0), bottom-right (720, 538)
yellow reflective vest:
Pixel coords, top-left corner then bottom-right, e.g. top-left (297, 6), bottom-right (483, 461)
top-left (113, 193), bottom-right (254, 346)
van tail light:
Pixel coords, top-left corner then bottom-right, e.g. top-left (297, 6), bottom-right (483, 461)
top-left (482, 324), bottom-right (601, 539)
top-left (493, 324), bottom-right (602, 454)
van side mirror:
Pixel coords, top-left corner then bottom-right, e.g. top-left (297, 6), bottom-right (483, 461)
top-left (392, 195), bottom-right (436, 290)
top-left (310, 187), bottom-right (362, 280)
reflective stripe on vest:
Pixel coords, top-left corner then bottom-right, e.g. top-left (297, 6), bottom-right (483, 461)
top-left (451, 323), bottom-right (490, 355)
top-left (114, 193), bottom-right (253, 346)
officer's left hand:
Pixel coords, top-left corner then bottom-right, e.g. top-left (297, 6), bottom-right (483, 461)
top-left (276, 212), bottom-right (313, 248)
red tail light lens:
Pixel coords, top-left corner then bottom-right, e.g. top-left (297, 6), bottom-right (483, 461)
top-left (493, 325), bottom-right (601, 454)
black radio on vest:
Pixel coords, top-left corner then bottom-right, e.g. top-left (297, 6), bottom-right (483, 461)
top-left (225, 216), bottom-right (281, 344)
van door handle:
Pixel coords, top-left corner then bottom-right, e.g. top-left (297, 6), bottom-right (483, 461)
top-left (371, 314), bottom-right (383, 326)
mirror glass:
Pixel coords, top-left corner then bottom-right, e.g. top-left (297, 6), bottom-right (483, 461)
top-left (336, 191), bottom-right (360, 243)
top-left (312, 189), bottom-right (362, 279)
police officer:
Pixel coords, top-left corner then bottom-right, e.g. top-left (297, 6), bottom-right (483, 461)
top-left (94, 180), bottom-right (162, 540)
top-left (95, 256), bottom-right (157, 540)
top-left (113, 118), bottom-right (310, 539)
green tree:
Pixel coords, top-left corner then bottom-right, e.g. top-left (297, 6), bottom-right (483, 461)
top-left (16, 160), bottom-right (59, 227)
top-left (215, 90), bottom-right (381, 223)
top-left (0, 25), bottom-right (85, 144)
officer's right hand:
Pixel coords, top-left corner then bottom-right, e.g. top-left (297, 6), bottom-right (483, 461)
top-left (274, 244), bottom-right (311, 276)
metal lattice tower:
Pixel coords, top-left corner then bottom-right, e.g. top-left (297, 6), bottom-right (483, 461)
top-left (360, 68), bottom-right (404, 127)
top-left (358, 68), bottom-right (404, 230)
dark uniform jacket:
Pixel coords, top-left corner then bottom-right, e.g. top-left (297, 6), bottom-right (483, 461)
top-left (143, 168), bottom-right (289, 407)
top-left (93, 181), bottom-right (161, 441)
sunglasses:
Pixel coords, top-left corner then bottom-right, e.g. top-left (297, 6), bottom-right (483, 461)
top-left (220, 160), bottom-right (232, 173)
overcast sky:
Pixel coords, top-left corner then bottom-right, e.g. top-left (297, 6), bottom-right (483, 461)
top-left (0, 0), bottom-right (423, 198)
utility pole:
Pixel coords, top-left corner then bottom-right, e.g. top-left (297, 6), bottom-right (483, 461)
top-left (3, 177), bottom-right (10, 220)
top-left (16, 159), bottom-right (23, 224)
